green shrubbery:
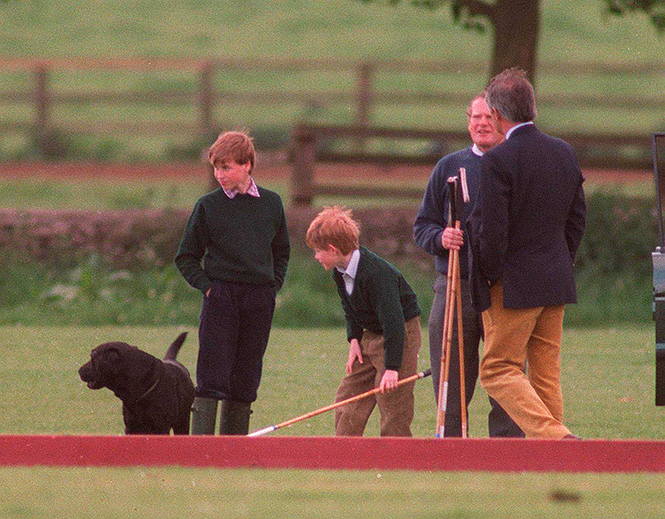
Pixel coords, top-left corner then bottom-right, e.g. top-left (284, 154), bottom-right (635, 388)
top-left (0, 190), bottom-right (657, 327)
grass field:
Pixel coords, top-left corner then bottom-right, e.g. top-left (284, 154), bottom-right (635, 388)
top-left (0, 324), bottom-right (663, 518)
top-left (0, 166), bottom-right (654, 211)
top-left (1, 468), bottom-right (664, 519)
top-left (1, 325), bottom-right (659, 438)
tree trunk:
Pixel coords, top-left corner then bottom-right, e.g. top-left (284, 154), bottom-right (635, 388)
top-left (488, 0), bottom-right (540, 87)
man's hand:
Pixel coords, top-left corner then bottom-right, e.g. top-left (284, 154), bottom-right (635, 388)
top-left (379, 369), bottom-right (399, 393)
top-left (346, 339), bottom-right (363, 374)
top-left (442, 227), bottom-right (464, 250)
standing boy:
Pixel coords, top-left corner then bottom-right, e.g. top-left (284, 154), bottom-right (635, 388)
top-left (175, 130), bottom-right (290, 435)
top-left (306, 206), bottom-right (421, 436)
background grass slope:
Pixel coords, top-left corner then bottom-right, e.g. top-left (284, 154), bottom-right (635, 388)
top-left (0, 0), bottom-right (663, 160)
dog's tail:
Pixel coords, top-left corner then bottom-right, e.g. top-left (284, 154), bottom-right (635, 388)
top-left (164, 332), bottom-right (188, 361)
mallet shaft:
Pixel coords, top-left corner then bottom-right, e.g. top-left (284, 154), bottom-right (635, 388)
top-left (248, 369), bottom-right (432, 437)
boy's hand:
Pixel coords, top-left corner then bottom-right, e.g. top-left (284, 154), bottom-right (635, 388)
top-left (346, 339), bottom-right (363, 374)
top-left (379, 370), bottom-right (399, 393)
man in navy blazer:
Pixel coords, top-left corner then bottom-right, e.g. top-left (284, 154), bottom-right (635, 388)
top-left (468, 68), bottom-right (586, 439)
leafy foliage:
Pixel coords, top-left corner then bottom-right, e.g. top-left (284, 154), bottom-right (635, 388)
top-left (604, 0), bottom-right (665, 32)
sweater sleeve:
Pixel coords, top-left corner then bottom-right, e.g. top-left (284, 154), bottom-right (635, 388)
top-left (271, 199), bottom-right (291, 292)
top-left (367, 270), bottom-right (407, 370)
top-left (174, 200), bottom-right (213, 294)
top-left (414, 160), bottom-right (449, 258)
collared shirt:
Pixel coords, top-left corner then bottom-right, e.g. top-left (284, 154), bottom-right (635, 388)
top-left (471, 143), bottom-right (484, 157)
top-left (223, 177), bottom-right (260, 199)
top-left (505, 121), bottom-right (535, 141)
top-left (336, 249), bottom-right (361, 295)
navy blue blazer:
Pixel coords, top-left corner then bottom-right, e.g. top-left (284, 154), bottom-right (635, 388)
top-left (468, 124), bottom-right (586, 311)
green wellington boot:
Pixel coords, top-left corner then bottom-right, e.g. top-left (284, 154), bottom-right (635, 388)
top-left (219, 400), bottom-right (252, 435)
top-left (190, 397), bottom-right (219, 435)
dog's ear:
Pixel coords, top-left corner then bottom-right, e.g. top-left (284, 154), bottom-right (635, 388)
top-left (92, 346), bottom-right (122, 381)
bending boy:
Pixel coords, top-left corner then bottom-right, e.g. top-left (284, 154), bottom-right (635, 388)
top-left (306, 206), bottom-right (421, 436)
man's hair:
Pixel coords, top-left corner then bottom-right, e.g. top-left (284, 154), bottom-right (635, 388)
top-left (465, 91), bottom-right (487, 117)
top-left (485, 68), bottom-right (537, 123)
top-left (207, 130), bottom-right (256, 171)
top-left (306, 206), bottom-right (360, 254)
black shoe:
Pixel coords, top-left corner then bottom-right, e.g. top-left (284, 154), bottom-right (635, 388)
top-left (563, 434), bottom-right (581, 440)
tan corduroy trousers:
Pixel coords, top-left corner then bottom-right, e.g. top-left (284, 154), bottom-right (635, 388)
top-left (480, 281), bottom-right (571, 439)
top-left (334, 316), bottom-right (421, 437)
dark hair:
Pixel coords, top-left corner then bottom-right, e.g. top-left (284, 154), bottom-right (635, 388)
top-left (485, 68), bottom-right (536, 123)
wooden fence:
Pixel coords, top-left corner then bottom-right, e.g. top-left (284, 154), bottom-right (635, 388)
top-left (0, 57), bottom-right (661, 176)
top-left (289, 123), bottom-right (654, 206)
top-left (0, 57), bottom-right (662, 137)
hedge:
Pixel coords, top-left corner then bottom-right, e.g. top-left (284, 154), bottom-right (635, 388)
top-left (0, 191), bottom-right (658, 278)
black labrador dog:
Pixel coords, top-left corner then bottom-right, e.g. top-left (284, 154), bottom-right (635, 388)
top-left (79, 332), bottom-right (195, 435)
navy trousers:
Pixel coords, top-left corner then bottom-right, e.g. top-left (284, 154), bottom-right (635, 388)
top-left (196, 280), bottom-right (276, 403)
top-left (429, 274), bottom-right (524, 437)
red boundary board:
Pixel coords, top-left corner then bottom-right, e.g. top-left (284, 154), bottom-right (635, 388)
top-left (1, 435), bottom-right (664, 472)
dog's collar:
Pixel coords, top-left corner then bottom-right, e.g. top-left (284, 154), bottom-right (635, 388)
top-left (133, 373), bottom-right (161, 405)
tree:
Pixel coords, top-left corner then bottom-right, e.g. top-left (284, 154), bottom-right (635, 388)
top-left (355, 0), bottom-right (664, 85)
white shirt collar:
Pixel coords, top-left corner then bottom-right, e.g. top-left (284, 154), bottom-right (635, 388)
top-left (471, 143), bottom-right (484, 157)
top-left (505, 121), bottom-right (534, 141)
top-left (337, 249), bottom-right (360, 279)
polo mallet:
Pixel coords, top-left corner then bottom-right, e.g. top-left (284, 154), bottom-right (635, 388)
top-left (248, 368), bottom-right (431, 437)
top-left (435, 168), bottom-right (470, 438)
top-left (457, 167), bottom-right (470, 438)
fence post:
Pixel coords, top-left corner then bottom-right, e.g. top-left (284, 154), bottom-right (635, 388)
top-left (354, 61), bottom-right (373, 152)
top-left (291, 125), bottom-right (316, 207)
top-left (34, 63), bottom-right (50, 136)
top-left (198, 60), bottom-right (215, 137)
top-left (198, 60), bottom-right (219, 191)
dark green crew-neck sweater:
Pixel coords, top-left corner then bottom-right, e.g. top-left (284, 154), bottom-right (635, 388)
top-left (333, 247), bottom-right (421, 370)
top-left (175, 186), bottom-right (290, 294)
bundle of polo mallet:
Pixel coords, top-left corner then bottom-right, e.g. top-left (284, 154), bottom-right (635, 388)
top-left (249, 169), bottom-right (470, 438)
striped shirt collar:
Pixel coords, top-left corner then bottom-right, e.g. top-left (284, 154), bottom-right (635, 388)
top-left (223, 177), bottom-right (260, 199)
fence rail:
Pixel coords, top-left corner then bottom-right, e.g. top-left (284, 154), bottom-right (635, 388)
top-left (290, 124), bottom-right (654, 206)
top-left (0, 57), bottom-right (662, 161)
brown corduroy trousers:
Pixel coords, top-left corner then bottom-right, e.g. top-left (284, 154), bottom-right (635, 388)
top-left (480, 281), bottom-right (571, 439)
top-left (334, 316), bottom-right (421, 437)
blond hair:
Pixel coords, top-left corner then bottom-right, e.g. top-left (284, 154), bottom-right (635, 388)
top-left (306, 206), bottom-right (360, 255)
top-left (207, 130), bottom-right (256, 172)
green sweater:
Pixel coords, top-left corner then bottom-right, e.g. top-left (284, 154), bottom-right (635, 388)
top-left (175, 186), bottom-right (290, 294)
top-left (333, 247), bottom-right (421, 370)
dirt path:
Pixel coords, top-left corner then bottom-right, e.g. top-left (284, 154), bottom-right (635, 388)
top-left (0, 160), bottom-right (653, 184)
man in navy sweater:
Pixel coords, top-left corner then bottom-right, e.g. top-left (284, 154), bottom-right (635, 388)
top-left (414, 94), bottom-right (523, 437)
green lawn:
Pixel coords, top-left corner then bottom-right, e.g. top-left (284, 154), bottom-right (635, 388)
top-left (0, 324), bottom-right (663, 519)
top-left (0, 325), bottom-right (659, 438)
top-left (1, 468), bottom-right (664, 519)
